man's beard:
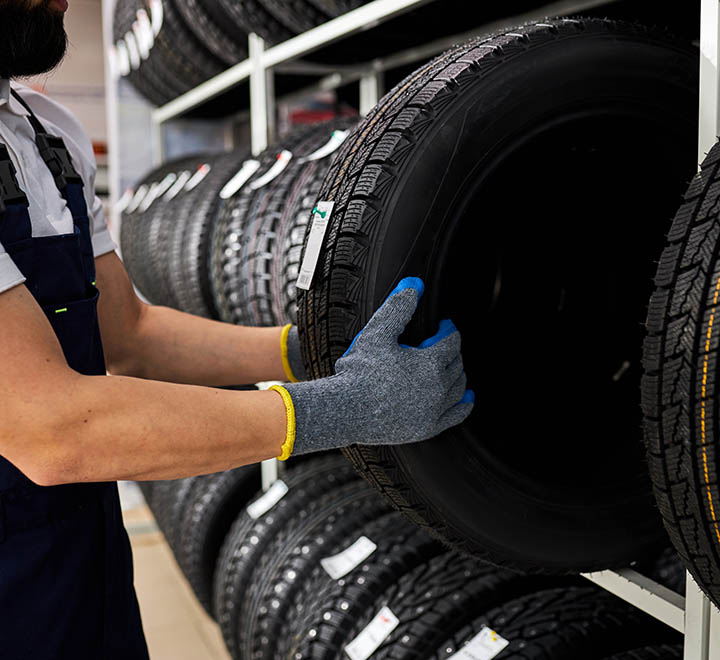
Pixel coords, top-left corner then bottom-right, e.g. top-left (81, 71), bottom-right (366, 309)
top-left (0, 1), bottom-right (67, 78)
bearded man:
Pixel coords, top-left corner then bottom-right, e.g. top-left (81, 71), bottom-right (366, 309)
top-left (0, 2), bottom-right (472, 657)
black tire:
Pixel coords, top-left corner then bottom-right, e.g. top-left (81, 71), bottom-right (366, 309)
top-left (601, 647), bottom-right (682, 660)
top-left (175, 465), bottom-right (261, 616)
top-left (239, 478), bottom-right (391, 660)
top-left (168, 152), bottom-right (249, 318)
top-left (209, 124), bottom-right (322, 326)
top-left (430, 587), bottom-right (679, 660)
top-left (340, 553), bottom-right (565, 660)
top-left (213, 0), bottom-right (292, 45)
top-left (297, 18), bottom-right (699, 572)
top-left (144, 478), bottom-right (195, 548)
top-left (641, 140), bottom-right (720, 608)
top-left (280, 514), bottom-right (444, 660)
top-left (173, 0), bottom-right (247, 66)
top-left (649, 548), bottom-right (686, 595)
top-left (213, 453), bottom-right (357, 658)
top-left (258, 0), bottom-right (330, 35)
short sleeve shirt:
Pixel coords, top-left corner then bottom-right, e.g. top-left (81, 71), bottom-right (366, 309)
top-left (0, 79), bottom-right (117, 295)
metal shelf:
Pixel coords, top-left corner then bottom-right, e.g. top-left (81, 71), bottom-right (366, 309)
top-left (101, 0), bottom-right (720, 656)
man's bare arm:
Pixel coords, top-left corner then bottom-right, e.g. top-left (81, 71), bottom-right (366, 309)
top-left (96, 252), bottom-right (289, 385)
top-left (0, 283), bottom-right (286, 486)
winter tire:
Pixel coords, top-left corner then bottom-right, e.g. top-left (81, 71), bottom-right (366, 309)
top-left (297, 18), bottom-right (699, 572)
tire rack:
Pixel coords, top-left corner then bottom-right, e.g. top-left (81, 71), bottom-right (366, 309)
top-left (99, 0), bottom-right (720, 656)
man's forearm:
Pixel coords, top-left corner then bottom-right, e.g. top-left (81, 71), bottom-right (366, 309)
top-left (111, 304), bottom-right (288, 386)
top-left (8, 371), bottom-right (287, 486)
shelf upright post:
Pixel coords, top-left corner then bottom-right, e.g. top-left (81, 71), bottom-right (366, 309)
top-left (249, 33), bottom-right (275, 155)
top-left (700, 0), bottom-right (720, 162)
top-left (359, 70), bottom-right (384, 116)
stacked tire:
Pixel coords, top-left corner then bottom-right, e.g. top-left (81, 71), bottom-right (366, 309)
top-left (139, 454), bottom-right (682, 660)
top-left (120, 119), bottom-right (357, 321)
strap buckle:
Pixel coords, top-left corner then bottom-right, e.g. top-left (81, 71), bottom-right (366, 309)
top-left (35, 133), bottom-right (83, 190)
top-left (0, 145), bottom-right (29, 214)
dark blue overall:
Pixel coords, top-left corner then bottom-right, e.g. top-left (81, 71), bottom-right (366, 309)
top-left (0, 92), bottom-right (149, 659)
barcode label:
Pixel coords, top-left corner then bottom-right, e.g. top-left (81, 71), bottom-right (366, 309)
top-left (447, 627), bottom-right (509, 660)
top-left (246, 480), bottom-right (289, 519)
top-left (321, 536), bottom-right (376, 580)
top-left (344, 607), bottom-right (399, 660)
top-left (296, 201), bottom-right (334, 290)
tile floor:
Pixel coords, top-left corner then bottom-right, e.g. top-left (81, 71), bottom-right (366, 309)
top-left (119, 482), bottom-right (231, 660)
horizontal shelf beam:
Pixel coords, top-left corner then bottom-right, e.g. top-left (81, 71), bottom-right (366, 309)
top-left (582, 569), bottom-right (685, 633)
top-left (152, 0), bottom-right (435, 123)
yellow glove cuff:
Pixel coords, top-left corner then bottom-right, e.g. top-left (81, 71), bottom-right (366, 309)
top-left (280, 324), bottom-right (300, 383)
top-left (270, 384), bottom-right (296, 461)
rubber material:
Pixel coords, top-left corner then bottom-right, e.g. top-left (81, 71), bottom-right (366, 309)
top-left (176, 465), bottom-right (261, 616)
top-left (296, 18), bottom-right (699, 572)
top-left (430, 587), bottom-right (679, 660)
top-left (213, 453), bottom-right (357, 658)
top-left (238, 478), bottom-right (391, 660)
top-left (280, 513), bottom-right (444, 659)
top-left (641, 139), bottom-right (720, 609)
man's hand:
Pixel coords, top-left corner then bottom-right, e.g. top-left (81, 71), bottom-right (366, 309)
top-left (271, 277), bottom-right (474, 458)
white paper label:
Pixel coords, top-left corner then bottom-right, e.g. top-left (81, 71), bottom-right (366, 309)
top-left (185, 164), bottom-right (212, 191)
top-left (296, 201), bottom-right (334, 290)
top-left (249, 150), bottom-right (292, 190)
top-left (149, 0), bottom-right (164, 35)
top-left (115, 188), bottom-right (134, 214)
top-left (126, 184), bottom-right (149, 213)
top-left (124, 32), bottom-right (141, 70)
top-left (321, 536), bottom-right (377, 580)
top-left (219, 159), bottom-right (261, 199)
top-left (447, 627), bottom-right (509, 660)
top-left (114, 41), bottom-right (131, 77)
top-left (137, 181), bottom-right (159, 213)
top-left (300, 130), bottom-right (349, 163)
top-left (344, 607), bottom-right (399, 660)
top-left (164, 170), bottom-right (192, 200)
top-left (134, 9), bottom-right (154, 57)
top-left (246, 479), bottom-right (289, 519)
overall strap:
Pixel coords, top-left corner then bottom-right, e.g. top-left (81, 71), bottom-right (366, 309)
top-left (0, 142), bottom-right (32, 243)
top-left (11, 89), bottom-right (95, 282)
top-left (10, 89), bottom-right (83, 192)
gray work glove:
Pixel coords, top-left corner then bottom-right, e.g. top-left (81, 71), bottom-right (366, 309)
top-left (271, 277), bottom-right (474, 459)
top-left (282, 325), bottom-right (307, 382)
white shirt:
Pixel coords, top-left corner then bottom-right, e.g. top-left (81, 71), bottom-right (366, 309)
top-left (0, 79), bottom-right (117, 295)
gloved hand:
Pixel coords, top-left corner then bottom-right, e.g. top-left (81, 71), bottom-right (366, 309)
top-left (271, 277), bottom-right (474, 459)
top-left (280, 324), bottom-right (306, 382)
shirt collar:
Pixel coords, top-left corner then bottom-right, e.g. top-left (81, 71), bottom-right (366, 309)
top-left (0, 79), bottom-right (31, 117)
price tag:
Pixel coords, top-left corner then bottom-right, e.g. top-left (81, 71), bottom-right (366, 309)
top-left (249, 150), bottom-right (293, 190)
top-left (139, 173), bottom-right (176, 212)
top-left (321, 535), bottom-right (377, 580)
top-left (185, 164), bottom-right (212, 191)
top-left (246, 480), bottom-right (289, 520)
top-left (124, 31), bottom-right (141, 71)
top-left (115, 188), bottom-right (134, 214)
top-left (344, 607), bottom-right (399, 660)
top-left (126, 184), bottom-right (149, 214)
top-left (114, 41), bottom-right (131, 77)
top-left (300, 130), bottom-right (350, 163)
top-left (447, 627), bottom-right (509, 660)
top-left (219, 159), bottom-right (261, 199)
top-left (149, 0), bottom-right (164, 35)
top-left (164, 171), bottom-right (191, 200)
top-left (296, 201), bottom-right (334, 290)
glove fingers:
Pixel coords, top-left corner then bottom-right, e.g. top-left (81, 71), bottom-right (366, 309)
top-left (445, 371), bottom-right (467, 407)
top-left (436, 391), bottom-right (475, 435)
top-left (418, 319), bottom-right (457, 349)
top-left (445, 355), bottom-right (463, 382)
top-left (425, 325), bottom-right (461, 363)
top-left (354, 278), bottom-right (423, 349)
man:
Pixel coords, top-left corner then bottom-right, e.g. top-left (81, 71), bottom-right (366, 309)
top-left (0, 0), bottom-right (473, 657)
